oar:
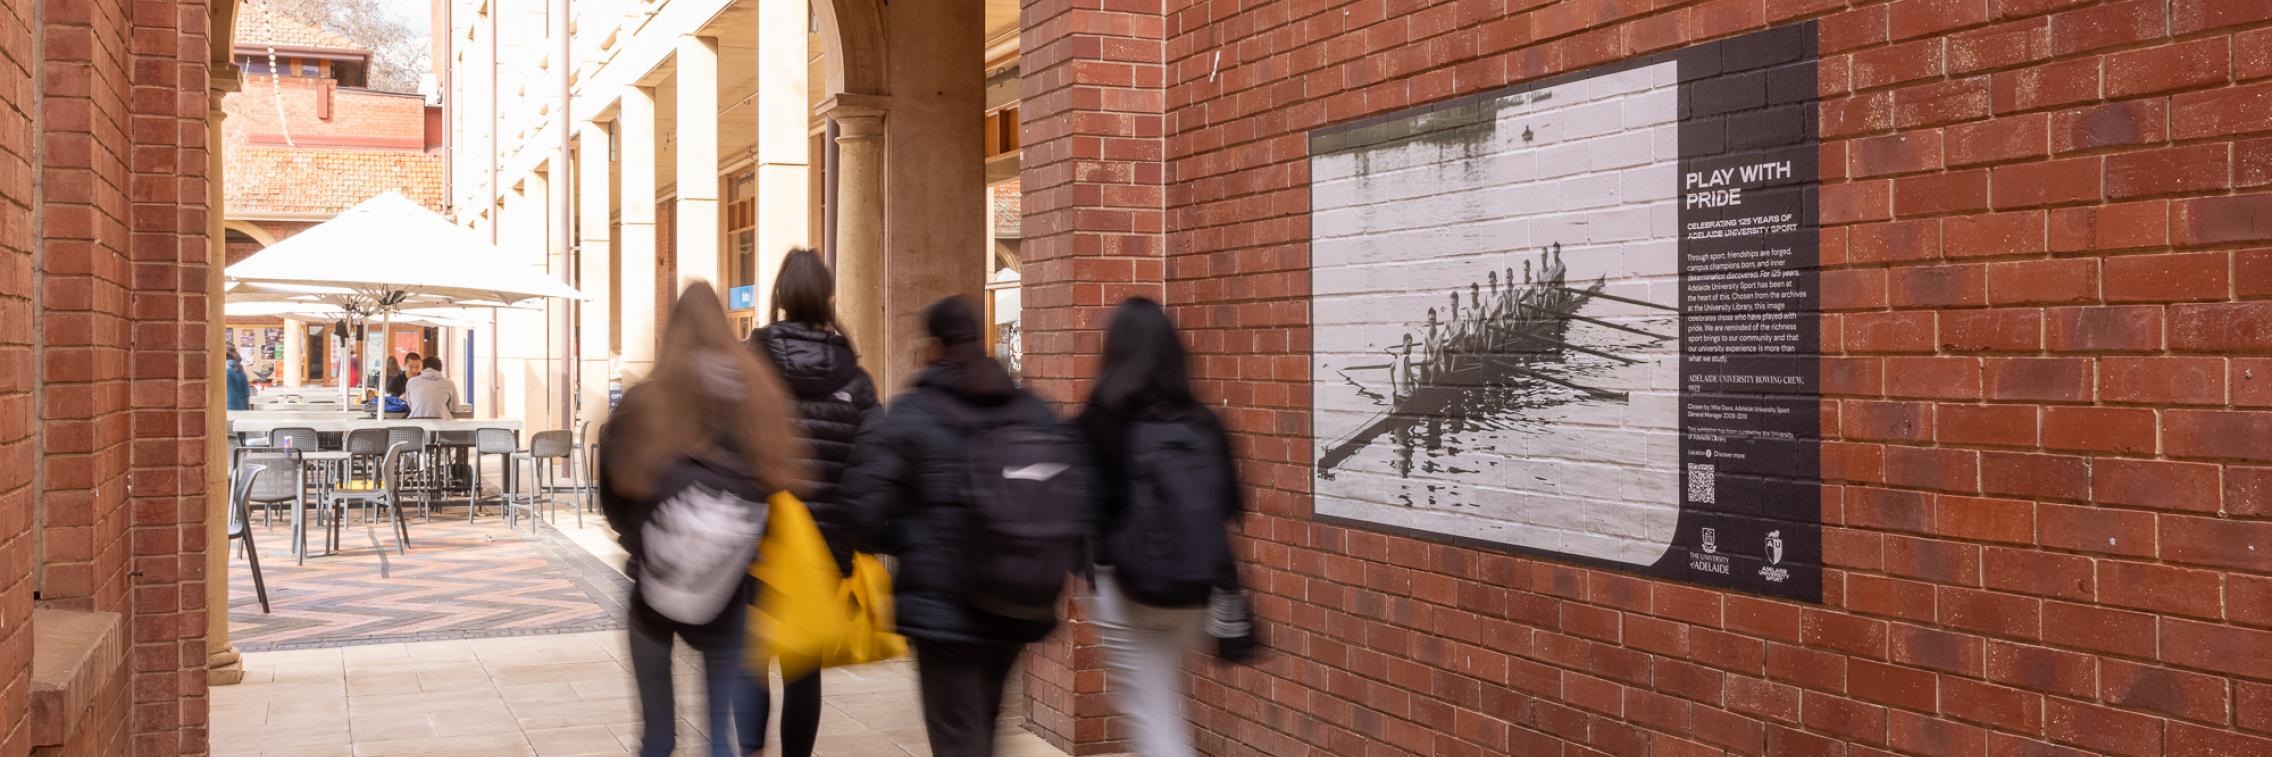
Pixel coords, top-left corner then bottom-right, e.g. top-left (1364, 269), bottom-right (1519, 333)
top-left (1484, 356), bottom-right (1629, 400)
top-left (1496, 330), bottom-right (1645, 365)
top-left (1559, 285), bottom-right (1677, 312)
top-left (1514, 302), bottom-right (1673, 341)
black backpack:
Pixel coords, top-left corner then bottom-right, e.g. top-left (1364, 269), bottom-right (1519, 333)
top-left (935, 392), bottom-right (1094, 621)
top-left (1106, 420), bottom-right (1236, 607)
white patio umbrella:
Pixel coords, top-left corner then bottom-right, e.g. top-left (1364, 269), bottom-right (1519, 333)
top-left (226, 192), bottom-right (584, 410)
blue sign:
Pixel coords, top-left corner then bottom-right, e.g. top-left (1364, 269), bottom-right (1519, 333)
top-left (728, 285), bottom-right (756, 310)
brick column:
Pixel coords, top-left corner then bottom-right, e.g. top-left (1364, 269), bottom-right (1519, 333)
top-left (125, 0), bottom-right (215, 750)
top-left (0, 2), bottom-right (36, 753)
top-left (1018, 0), bottom-right (1168, 751)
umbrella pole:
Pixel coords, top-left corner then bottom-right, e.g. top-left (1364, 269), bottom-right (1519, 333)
top-left (379, 312), bottom-right (394, 416)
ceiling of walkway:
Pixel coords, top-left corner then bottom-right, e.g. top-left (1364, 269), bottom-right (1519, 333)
top-left (985, 0), bottom-right (1018, 46)
top-left (613, 0), bottom-right (1017, 199)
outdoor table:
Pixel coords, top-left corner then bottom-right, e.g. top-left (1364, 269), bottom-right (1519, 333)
top-left (293, 450), bottom-right (353, 562)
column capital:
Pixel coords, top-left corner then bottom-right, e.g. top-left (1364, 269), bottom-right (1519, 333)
top-left (818, 93), bottom-right (889, 136)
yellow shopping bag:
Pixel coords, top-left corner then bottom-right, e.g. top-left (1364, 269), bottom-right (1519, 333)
top-left (748, 492), bottom-right (906, 679)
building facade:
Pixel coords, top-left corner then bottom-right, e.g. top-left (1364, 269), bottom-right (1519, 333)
top-left (222, 1), bottom-right (445, 397)
top-left (2, 0), bottom-right (240, 755)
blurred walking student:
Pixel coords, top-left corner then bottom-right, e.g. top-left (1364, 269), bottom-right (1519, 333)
top-left (834, 296), bottom-right (1097, 757)
top-left (598, 282), bottom-right (804, 757)
top-left (741, 249), bottom-right (879, 757)
top-left (1077, 297), bottom-right (1248, 757)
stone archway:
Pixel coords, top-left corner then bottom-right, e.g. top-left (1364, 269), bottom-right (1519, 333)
top-left (811, 0), bottom-right (888, 99)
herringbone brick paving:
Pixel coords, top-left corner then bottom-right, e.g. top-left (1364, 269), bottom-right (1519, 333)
top-left (229, 515), bottom-right (626, 652)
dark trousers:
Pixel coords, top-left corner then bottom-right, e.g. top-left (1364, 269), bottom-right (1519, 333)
top-left (628, 597), bottom-right (746, 757)
top-left (737, 667), bottom-right (822, 757)
top-left (913, 638), bottom-right (1025, 757)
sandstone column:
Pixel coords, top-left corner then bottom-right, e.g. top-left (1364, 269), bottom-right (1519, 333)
top-left (619, 86), bottom-right (660, 378)
top-left (280, 319), bottom-right (304, 387)
top-left (881, 0), bottom-right (986, 388)
top-left (674, 35), bottom-right (722, 292)
top-left (576, 121), bottom-right (614, 419)
top-left (752, 0), bottom-right (810, 319)
top-left (820, 95), bottom-right (887, 370)
top-left (206, 78), bottom-right (242, 686)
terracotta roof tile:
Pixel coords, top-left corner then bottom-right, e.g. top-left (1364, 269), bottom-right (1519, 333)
top-left (225, 146), bottom-right (444, 217)
top-left (235, 1), bottom-right (366, 53)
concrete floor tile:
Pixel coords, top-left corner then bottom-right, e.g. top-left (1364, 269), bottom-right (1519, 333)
top-left (490, 660), bottom-right (627, 687)
top-left (526, 725), bottom-right (630, 756)
top-left (344, 672), bottom-right (423, 697)
top-left (348, 729), bottom-right (529, 756)
top-left (427, 708), bottom-right (527, 737)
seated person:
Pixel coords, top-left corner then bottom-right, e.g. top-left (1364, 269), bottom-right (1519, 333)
top-left (403, 356), bottom-right (461, 419)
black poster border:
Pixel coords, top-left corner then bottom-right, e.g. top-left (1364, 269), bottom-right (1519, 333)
top-left (1306, 23), bottom-right (1825, 603)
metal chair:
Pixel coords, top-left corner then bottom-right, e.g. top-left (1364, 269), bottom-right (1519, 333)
top-left (229, 464), bottom-right (270, 614)
top-left (233, 447), bottom-right (311, 563)
top-left (269, 426), bottom-right (320, 451)
top-left (470, 428), bottom-right (520, 523)
top-left (344, 428), bottom-right (389, 480)
top-left (385, 426), bottom-right (433, 521)
top-left (326, 442), bottom-right (413, 556)
top-left (520, 430), bottom-right (578, 527)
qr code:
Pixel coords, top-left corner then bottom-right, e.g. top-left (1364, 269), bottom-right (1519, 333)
top-left (1686, 463), bottom-right (1717, 504)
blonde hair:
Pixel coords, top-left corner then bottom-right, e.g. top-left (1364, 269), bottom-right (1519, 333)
top-left (607, 282), bottom-right (802, 498)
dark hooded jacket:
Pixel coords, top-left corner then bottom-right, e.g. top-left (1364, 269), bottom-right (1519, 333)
top-left (829, 361), bottom-right (1076, 645)
top-left (749, 321), bottom-right (878, 569)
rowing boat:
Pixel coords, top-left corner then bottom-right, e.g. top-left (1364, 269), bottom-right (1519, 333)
top-left (1317, 263), bottom-right (1618, 477)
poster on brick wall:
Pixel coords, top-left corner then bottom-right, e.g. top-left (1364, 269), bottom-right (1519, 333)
top-left (1308, 24), bottom-right (1821, 601)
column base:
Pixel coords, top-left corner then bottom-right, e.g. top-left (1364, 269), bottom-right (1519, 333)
top-left (207, 646), bottom-right (245, 686)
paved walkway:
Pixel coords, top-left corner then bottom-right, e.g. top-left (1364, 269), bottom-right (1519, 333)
top-left (217, 503), bottom-right (1073, 756)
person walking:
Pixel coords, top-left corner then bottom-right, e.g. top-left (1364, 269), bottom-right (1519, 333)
top-left (740, 249), bottom-right (878, 757)
top-left (225, 345), bottom-right (253, 411)
top-left (1076, 297), bottom-right (1245, 757)
top-left (402, 356), bottom-right (459, 418)
top-left (833, 296), bottom-right (1096, 757)
top-left (598, 282), bottom-right (804, 757)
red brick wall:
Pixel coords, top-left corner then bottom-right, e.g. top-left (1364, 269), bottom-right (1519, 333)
top-left (15, 0), bottom-right (216, 754)
top-left (221, 75), bottom-right (429, 150)
top-left (1020, 0), bottom-right (1171, 749)
top-left (0, 0), bottom-right (37, 751)
top-left (1024, 0), bottom-right (2272, 755)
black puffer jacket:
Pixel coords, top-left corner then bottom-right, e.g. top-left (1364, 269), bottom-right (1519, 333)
top-left (750, 321), bottom-right (878, 568)
top-left (830, 363), bottom-right (1074, 645)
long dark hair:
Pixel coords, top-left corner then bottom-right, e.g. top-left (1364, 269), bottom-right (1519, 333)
top-left (924, 296), bottom-right (1014, 398)
top-left (609, 282), bottom-right (804, 498)
top-left (770, 248), bottom-right (849, 345)
top-left (1089, 296), bottom-right (1194, 415)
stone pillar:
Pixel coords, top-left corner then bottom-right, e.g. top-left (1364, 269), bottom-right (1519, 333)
top-left (820, 95), bottom-right (887, 370)
top-left (674, 35), bottom-right (721, 291)
top-left (280, 319), bottom-right (304, 387)
top-left (206, 81), bottom-right (242, 686)
top-left (752, 0), bottom-right (810, 319)
top-left (577, 121), bottom-right (615, 419)
top-left (619, 86), bottom-right (660, 378)
top-left (881, 1), bottom-right (986, 389)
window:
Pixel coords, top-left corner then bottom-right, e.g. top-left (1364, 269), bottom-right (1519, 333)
top-left (725, 171), bottom-right (758, 299)
top-left (241, 55), bottom-right (271, 75)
